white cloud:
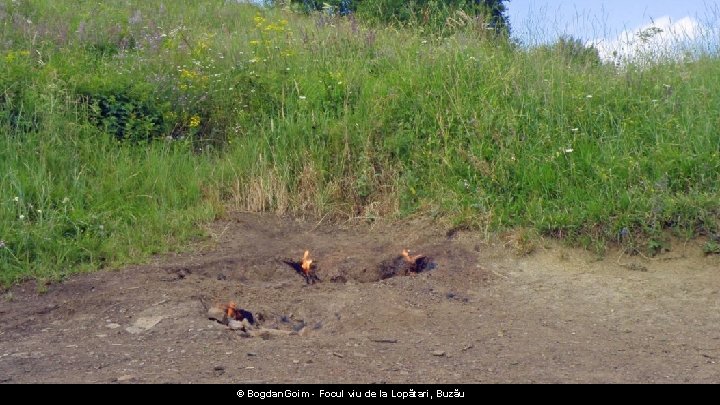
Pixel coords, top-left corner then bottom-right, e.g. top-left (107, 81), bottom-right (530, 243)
top-left (590, 16), bottom-right (704, 65)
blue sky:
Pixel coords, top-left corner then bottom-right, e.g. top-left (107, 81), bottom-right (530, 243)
top-left (506, 0), bottom-right (718, 60)
top-left (507, 1), bottom-right (714, 42)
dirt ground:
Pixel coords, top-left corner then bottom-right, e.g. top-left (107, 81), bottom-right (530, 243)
top-left (1, 213), bottom-right (719, 383)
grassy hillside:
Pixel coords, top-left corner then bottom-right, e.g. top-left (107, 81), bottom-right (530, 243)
top-left (1, 0), bottom-right (719, 285)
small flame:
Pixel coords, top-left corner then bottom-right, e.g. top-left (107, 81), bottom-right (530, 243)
top-left (301, 250), bottom-right (312, 275)
top-left (226, 302), bottom-right (237, 318)
top-left (402, 249), bottom-right (422, 264)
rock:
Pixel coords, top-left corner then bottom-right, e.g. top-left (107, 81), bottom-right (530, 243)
top-left (228, 319), bottom-right (245, 330)
top-left (106, 323), bottom-right (121, 329)
top-left (432, 350), bottom-right (446, 357)
top-left (117, 374), bottom-right (136, 382)
top-left (207, 306), bottom-right (226, 322)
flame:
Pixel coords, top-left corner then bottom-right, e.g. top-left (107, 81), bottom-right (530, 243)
top-left (402, 249), bottom-right (422, 264)
top-left (226, 302), bottom-right (237, 318)
top-left (301, 250), bottom-right (312, 275)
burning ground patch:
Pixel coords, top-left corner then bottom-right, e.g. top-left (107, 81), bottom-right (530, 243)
top-left (206, 301), bottom-right (319, 339)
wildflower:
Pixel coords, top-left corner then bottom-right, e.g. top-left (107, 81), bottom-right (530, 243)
top-left (299, 96), bottom-right (306, 100)
top-left (564, 148), bottom-right (574, 154)
top-left (19, 214), bottom-right (25, 220)
top-left (249, 58), bottom-right (258, 63)
top-left (37, 209), bottom-right (42, 214)
top-left (179, 69), bottom-right (194, 79)
top-left (189, 115), bottom-right (201, 128)
top-left (13, 196), bottom-right (19, 202)
top-left (62, 197), bottom-right (69, 204)
top-left (249, 40), bottom-right (260, 46)
top-left (571, 128), bottom-right (579, 132)
top-left (586, 94), bottom-right (593, 99)
top-left (0, 240), bottom-right (5, 248)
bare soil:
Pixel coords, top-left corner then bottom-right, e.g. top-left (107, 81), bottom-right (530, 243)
top-left (1, 213), bottom-right (719, 383)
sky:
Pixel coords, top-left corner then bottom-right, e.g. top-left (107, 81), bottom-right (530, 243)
top-left (506, 0), bottom-right (719, 61)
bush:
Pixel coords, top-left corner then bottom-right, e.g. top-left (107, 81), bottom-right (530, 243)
top-left (274, 0), bottom-right (510, 35)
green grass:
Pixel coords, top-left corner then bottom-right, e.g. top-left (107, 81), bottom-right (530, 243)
top-left (1, 0), bottom-right (719, 285)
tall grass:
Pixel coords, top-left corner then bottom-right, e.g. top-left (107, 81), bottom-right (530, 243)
top-left (1, 0), bottom-right (719, 285)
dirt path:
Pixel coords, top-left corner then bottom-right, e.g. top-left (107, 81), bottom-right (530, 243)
top-left (1, 213), bottom-right (719, 383)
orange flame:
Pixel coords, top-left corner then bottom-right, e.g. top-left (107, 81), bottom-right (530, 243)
top-left (226, 302), bottom-right (237, 318)
top-left (301, 250), bottom-right (312, 275)
top-left (402, 249), bottom-right (422, 264)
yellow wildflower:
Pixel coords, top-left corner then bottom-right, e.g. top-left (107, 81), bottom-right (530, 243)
top-left (189, 115), bottom-right (201, 128)
top-left (180, 68), bottom-right (197, 79)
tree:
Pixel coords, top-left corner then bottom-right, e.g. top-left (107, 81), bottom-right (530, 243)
top-left (552, 35), bottom-right (601, 66)
top-left (271, 1), bottom-right (511, 35)
top-left (469, 0), bottom-right (510, 33)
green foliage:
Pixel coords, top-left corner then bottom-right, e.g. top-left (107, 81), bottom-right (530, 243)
top-left (83, 92), bottom-right (165, 142)
top-left (536, 35), bottom-right (602, 67)
top-left (1, 0), bottom-right (719, 286)
top-left (274, 0), bottom-right (510, 34)
top-left (703, 240), bottom-right (720, 255)
top-left (356, 0), bottom-right (510, 34)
